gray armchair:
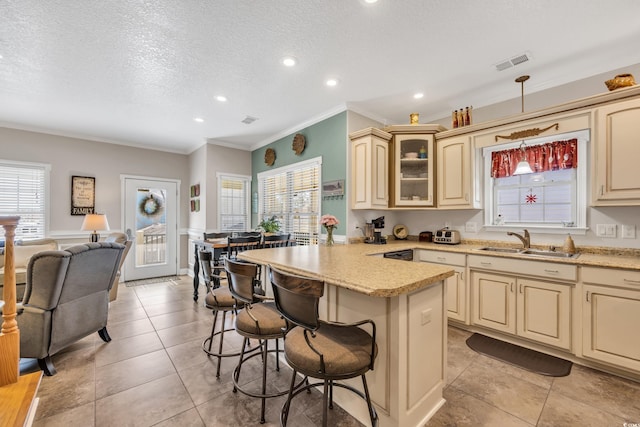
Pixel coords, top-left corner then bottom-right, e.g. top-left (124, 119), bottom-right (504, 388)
top-left (17, 242), bottom-right (124, 375)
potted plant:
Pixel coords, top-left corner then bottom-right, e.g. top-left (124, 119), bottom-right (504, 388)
top-left (258, 215), bottom-right (281, 235)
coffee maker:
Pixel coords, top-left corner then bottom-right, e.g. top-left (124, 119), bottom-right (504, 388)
top-left (372, 216), bottom-right (386, 244)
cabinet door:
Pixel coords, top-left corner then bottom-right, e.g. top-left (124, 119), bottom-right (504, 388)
top-left (593, 97), bottom-right (640, 205)
top-left (516, 278), bottom-right (572, 350)
top-left (583, 284), bottom-right (640, 371)
top-left (471, 271), bottom-right (516, 334)
top-left (392, 134), bottom-right (434, 206)
top-left (437, 135), bottom-right (474, 208)
top-left (350, 129), bottom-right (390, 209)
top-left (446, 267), bottom-right (466, 323)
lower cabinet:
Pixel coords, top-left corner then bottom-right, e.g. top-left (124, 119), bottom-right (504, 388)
top-left (582, 267), bottom-right (640, 372)
top-left (418, 250), bottom-right (467, 322)
top-left (471, 270), bottom-right (572, 350)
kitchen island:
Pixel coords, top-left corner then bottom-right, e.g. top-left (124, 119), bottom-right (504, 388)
top-left (238, 244), bottom-right (454, 427)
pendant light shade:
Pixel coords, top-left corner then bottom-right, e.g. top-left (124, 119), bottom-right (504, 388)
top-left (513, 141), bottom-right (533, 175)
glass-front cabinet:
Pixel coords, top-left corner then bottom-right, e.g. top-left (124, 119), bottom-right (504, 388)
top-left (386, 124), bottom-right (444, 207)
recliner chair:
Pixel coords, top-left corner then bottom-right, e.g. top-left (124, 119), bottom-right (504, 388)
top-left (17, 242), bottom-right (124, 375)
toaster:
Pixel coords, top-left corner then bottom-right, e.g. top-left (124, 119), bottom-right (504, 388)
top-left (433, 228), bottom-right (461, 244)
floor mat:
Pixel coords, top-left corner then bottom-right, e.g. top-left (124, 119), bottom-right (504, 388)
top-left (466, 333), bottom-right (572, 377)
top-left (124, 276), bottom-right (180, 287)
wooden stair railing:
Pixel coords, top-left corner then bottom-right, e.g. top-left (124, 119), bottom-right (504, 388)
top-left (0, 215), bottom-right (20, 386)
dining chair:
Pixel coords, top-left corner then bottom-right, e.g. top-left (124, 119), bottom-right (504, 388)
top-left (261, 233), bottom-right (291, 249)
top-left (269, 265), bottom-right (378, 427)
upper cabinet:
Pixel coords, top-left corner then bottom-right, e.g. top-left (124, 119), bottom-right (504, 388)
top-left (436, 134), bottom-right (479, 209)
top-left (349, 127), bottom-right (392, 210)
top-left (386, 124), bottom-right (444, 208)
top-left (592, 97), bottom-right (640, 205)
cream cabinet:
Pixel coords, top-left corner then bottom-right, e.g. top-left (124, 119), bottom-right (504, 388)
top-left (418, 250), bottom-right (467, 322)
top-left (386, 124), bottom-right (444, 208)
top-left (592, 97), bottom-right (640, 205)
top-left (436, 134), bottom-right (479, 208)
top-left (469, 255), bottom-right (574, 350)
top-left (582, 266), bottom-right (640, 371)
top-left (349, 127), bottom-right (392, 210)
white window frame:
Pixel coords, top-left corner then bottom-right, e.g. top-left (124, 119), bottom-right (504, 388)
top-left (0, 159), bottom-right (51, 240)
top-left (257, 156), bottom-right (322, 245)
top-left (217, 172), bottom-right (251, 233)
top-left (482, 129), bottom-right (589, 235)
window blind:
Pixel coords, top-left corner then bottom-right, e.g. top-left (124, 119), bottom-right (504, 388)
top-left (259, 158), bottom-right (321, 246)
top-left (0, 161), bottom-right (48, 239)
top-left (218, 174), bottom-right (250, 232)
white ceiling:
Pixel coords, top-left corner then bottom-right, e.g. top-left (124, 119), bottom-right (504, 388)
top-left (1, 0), bottom-right (640, 154)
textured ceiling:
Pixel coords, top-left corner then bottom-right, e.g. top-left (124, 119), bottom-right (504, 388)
top-left (1, 0), bottom-right (640, 154)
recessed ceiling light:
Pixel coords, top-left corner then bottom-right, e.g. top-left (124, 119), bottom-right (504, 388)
top-left (282, 56), bottom-right (297, 67)
top-left (215, 95), bottom-right (227, 102)
top-left (326, 78), bottom-right (339, 87)
top-left (364, 0), bottom-right (378, 3)
top-left (193, 117), bottom-right (204, 123)
top-left (413, 93), bottom-right (424, 99)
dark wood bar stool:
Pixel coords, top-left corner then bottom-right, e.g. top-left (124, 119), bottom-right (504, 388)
top-left (225, 259), bottom-right (293, 424)
top-left (200, 250), bottom-right (251, 378)
top-left (269, 265), bottom-right (378, 427)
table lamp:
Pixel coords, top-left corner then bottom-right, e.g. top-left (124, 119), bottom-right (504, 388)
top-left (81, 213), bottom-right (110, 242)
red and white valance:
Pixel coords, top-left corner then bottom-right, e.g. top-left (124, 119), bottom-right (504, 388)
top-left (491, 138), bottom-right (578, 178)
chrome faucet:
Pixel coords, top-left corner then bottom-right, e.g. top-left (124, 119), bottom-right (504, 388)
top-left (507, 229), bottom-right (530, 249)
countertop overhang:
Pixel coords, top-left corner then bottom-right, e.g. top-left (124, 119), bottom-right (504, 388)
top-left (238, 244), bottom-right (454, 297)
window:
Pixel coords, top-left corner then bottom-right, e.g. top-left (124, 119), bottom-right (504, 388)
top-left (0, 160), bottom-right (50, 239)
top-left (217, 173), bottom-right (251, 233)
top-left (483, 130), bottom-right (588, 232)
top-left (258, 157), bottom-right (321, 245)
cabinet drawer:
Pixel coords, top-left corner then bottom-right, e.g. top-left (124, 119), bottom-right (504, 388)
top-left (581, 266), bottom-right (640, 289)
top-left (468, 255), bottom-right (577, 282)
top-left (418, 250), bottom-right (466, 266)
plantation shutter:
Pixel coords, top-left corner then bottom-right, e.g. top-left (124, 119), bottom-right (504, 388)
top-left (0, 161), bottom-right (48, 239)
top-left (259, 158), bottom-right (321, 246)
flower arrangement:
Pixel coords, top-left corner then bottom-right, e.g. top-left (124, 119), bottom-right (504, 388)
top-left (320, 214), bottom-right (339, 246)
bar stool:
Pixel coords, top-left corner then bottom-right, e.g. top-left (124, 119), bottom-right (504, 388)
top-left (225, 258), bottom-right (293, 424)
top-left (269, 265), bottom-right (378, 427)
top-left (200, 250), bottom-right (248, 378)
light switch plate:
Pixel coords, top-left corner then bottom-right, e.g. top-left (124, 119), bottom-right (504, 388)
top-left (596, 224), bottom-right (617, 238)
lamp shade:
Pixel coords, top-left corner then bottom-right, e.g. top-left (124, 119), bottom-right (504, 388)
top-left (513, 160), bottom-right (534, 175)
top-left (81, 214), bottom-right (110, 242)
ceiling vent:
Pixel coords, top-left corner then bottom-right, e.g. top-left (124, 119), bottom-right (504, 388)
top-left (241, 115), bottom-right (258, 125)
top-left (494, 51), bottom-right (533, 71)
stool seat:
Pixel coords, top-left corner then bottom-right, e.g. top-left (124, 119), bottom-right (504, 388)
top-left (285, 322), bottom-right (377, 377)
top-left (236, 302), bottom-right (286, 337)
top-left (205, 286), bottom-right (239, 309)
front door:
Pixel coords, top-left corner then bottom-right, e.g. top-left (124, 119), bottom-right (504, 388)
top-left (122, 176), bottom-right (179, 281)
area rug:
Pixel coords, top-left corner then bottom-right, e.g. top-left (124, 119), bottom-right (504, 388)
top-left (125, 276), bottom-right (181, 287)
top-left (466, 333), bottom-right (572, 377)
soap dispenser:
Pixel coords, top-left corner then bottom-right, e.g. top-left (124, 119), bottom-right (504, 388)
top-left (563, 234), bottom-right (576, 255)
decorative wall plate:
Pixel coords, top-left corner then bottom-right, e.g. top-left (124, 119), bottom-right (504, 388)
top-left (292, 133), bottom-right (306, 155)
top-left (393, 224), bottom-right (409, 240)
top-left (265, 148), bottom-right (276, 166)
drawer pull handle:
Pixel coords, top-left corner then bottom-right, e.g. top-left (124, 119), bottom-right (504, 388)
top-left (623, 278), bottom-right (640, 284)
top-left (586, 291), bottom-right (590, 302)
top-left (437, 257), bottom-right (446, 261)
top-left (511, 282), bottom-right (514, 292)
top-left (544, 269), bottom-right (559, 274)
top-left (519, 283), bottom-right (523, 293)
top-left (480, 262), bottom-right (492, 266)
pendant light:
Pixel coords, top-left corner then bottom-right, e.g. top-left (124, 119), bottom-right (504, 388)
top-left (513, 141), bottom-right (533, 175)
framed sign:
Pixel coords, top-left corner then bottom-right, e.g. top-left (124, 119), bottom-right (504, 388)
top-left (71, 175), bottom-right (96, 215)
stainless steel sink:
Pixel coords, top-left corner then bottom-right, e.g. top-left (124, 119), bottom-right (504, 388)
top-left (521, 249), bottom-right (580, 259)
top-left (477, 247), bottom-right (523, 254)
top-left (477, 246), bottom-right (580, 259)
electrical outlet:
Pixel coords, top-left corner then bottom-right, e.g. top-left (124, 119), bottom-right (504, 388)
top-left (622, 225), bottom-right (636, 239)
top-left (421, 309), bottom-right (432, 325)
top-left (465, 222), bottom-right (478, 233)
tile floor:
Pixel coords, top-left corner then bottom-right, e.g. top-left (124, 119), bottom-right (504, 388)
top-left (30, 276), bottom-right (640, 427)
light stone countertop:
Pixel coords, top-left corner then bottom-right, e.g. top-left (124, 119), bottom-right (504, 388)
top-left (238, 244), bottom-right (455, 298)
top-left (374, 240), bottom-right (640, 271)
